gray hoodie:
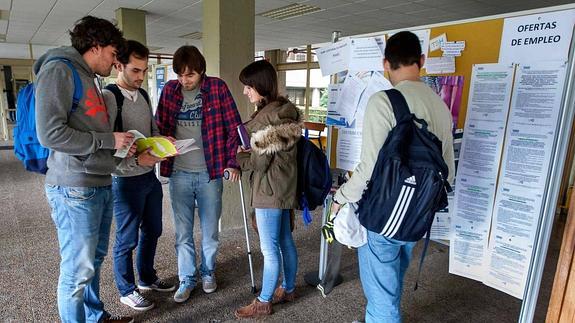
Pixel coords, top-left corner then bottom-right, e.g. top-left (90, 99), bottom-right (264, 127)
top-left (35, 46), bottom-right (116, 187)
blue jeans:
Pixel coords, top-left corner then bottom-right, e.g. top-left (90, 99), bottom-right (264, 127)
top-left (255, 208), bottom-right (298, 302)
top-left (45, 184), bottom-right (113, 323)
top-left (169, 170), bottom-right (222, 281)
top-left (112, 171), bottom-right (163, 296)
top-left (358, 231), bottom-right (415, 323)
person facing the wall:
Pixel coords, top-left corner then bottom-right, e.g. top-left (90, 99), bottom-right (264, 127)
top-left (331, 31), bottom-right (455, 323)
top-left (234, 59), bottom-right (302, 319)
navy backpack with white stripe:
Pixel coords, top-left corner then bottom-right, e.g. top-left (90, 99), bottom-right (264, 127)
top-left (357, 88), bottom-right (451, 242)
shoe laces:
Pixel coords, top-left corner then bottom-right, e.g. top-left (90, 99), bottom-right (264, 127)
top-left (178, 279), bottom-right (192, 291)
top-left (131, 290), bottom-right (146, 304)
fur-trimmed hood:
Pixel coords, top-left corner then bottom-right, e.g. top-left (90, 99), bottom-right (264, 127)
top-left (247, 99), bottom-right (303, 155)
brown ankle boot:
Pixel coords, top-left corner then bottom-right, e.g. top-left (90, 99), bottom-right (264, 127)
top-left (272, 287), bottom-right (296, 304)
top-left (234, 298), bottom-right (272, 318)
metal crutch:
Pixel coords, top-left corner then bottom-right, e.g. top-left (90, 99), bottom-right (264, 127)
top-left (224, 170), bottom-right (257, 294)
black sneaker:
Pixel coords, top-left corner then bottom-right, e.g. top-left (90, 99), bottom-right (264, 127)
top-left (138, 278), bottom-right (176, 292)
top-left (102, 312), bottom-right (134, 323)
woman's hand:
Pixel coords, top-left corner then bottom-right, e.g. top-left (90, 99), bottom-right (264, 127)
top-left (237, 146), bottom-right (252, 153)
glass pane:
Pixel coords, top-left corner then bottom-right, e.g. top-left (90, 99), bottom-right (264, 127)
top-left (285, 69), bottom-right (330, 122)
top-left (308, 69), bottom-right (330, 123)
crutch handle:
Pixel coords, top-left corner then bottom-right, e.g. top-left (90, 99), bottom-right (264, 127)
top-left (223, 170), bottom-right (230, 180)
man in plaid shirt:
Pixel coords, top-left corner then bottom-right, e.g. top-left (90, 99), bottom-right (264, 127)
top-left (156, 45), bottom-right (242, 303)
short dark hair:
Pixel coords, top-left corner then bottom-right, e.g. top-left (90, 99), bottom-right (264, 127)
top-left (239, 59), bottom-right (279, 107)
top-left (384, 31), bottom-right (422, 70)
top-left (173, 45), bottom-right (206, 75)
top-left (69, 16), bottom-right (125, 55)
top-left (117, 40), bottom-right (149, 65)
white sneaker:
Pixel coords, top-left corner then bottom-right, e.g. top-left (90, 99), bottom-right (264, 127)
top-left (174, 279), bottom-right (195, 303)
top-left (202, 274), bottom-right (217, 293)
top-left (120, 290), bottom-right (154, 312)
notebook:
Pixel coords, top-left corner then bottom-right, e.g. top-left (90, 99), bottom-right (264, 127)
top-left (237, 124), bottom-right (251, 149)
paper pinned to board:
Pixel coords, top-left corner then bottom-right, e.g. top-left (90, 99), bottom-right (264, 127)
top-left (425, 56), bottom-right (456, 74)
top-left (429, 33), bottom-right (447, 52)
top-left (441, 41), bottom-right (466, 57)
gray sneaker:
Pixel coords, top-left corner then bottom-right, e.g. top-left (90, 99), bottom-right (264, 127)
top-left (202, 274), bottom-right (217, 293)
top-left (174, 278), bottom-right (195, 303)
top-left (120, 290), bottom-right (154, 311)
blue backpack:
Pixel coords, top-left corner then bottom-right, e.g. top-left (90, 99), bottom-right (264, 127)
top-left (297, 132), bottom-right (332, 225)
top-left (13, 58), bottom-right (83, 174)
top-left (357, 88), bottom-right (452, 289)
top-left (357, 89), bottom-right (450, 241)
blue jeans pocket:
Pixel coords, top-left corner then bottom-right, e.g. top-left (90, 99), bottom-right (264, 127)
top-left (368, 234), bottom-right (401, 264)
top-left (64, 187), bottom-right (97, 200)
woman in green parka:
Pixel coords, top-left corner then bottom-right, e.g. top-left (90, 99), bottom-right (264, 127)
top-left (234, 60), bottom-right (302, 319)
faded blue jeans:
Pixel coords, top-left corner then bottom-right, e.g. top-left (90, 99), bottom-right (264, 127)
top-left (358, 231), bottom-right (416, 323)
top-left (169, 170), bottom-right (222, 282)
top-left (45, 184), bottom-right (113, 323)
top-left (255, 208), bottom-right (298, 302)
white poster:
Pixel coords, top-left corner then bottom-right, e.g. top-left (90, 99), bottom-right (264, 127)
top-left (431, 195), bottom-right (454, 241)
top-left (484, 61), bottom-right (567, 298)
top-left (499, 9), bottom-right (575, 64)
top-left (425, 56), bottom-right (456, 74)
top-left (331, 71), bottom-right (391, 129)
top-left (449, 64), bottom-right (515, 281)
top-left (337, 128), bottom-right (363, 171)
top-left (326, 84), bottom-right (343, 126)
top-left (316, 40), bottom-right (351, 76)
top-left (348, 37), bottom-right (384, 72)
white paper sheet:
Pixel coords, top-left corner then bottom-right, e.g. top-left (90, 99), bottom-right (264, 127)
top-left (317, 40), bottom-right (351, 76)
top-left (484, 61), bottom-right (568, 299)
top-left (430, 33), bottom-right (447, 52)
top-left (348, 37), bottom-right (384, 72)
top-left (431, 195), bottom-right (454, 241)
top-left (326, 84), bottom-right (344, 126)
top-left (449, 64), bottom-right (515, 281)
top-left (425, 56), bottom-right (456, 74)
top-left (499, 9), bottom-right (575, 64)
top-left (336, 128), bottom-right (363, 171)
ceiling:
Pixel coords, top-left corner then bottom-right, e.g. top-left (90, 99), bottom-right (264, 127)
top-left (0, 0), bottom-right (574, 60)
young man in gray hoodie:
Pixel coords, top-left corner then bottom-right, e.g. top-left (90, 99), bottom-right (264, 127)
top-left (35, 16), bottom-right (135, 323)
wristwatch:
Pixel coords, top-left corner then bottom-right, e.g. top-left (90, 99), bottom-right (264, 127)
top-left (134, 155), bottom-right (140, 166)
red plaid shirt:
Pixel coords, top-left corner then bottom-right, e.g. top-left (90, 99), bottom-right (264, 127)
top-left (156, 77), bottom-right (241, 179)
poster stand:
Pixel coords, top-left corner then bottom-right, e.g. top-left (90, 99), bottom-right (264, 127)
top-left (519, 29), bottom-right (575, 323)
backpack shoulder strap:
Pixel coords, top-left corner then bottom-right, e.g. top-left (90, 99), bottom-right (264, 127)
top-left (104, 83), bottom-right (124, 132)
top-left (45, 57), bottom-right (83, 114)
top-left (137, 88), bottom-right (151, 106)
top-left (384, 88), bottom-right (410, 123)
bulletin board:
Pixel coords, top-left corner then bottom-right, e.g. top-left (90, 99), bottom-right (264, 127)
top-left (424, 19), bottom-right (504, 129)
top-left (320, 6), bottom-right (575, 323)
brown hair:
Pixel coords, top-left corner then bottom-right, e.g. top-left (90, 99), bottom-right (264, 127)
top-left (173, 45), bottom-right (206, 75)
top-left (239, 59), bottom-right (281, 109)
top-left (69, 16), bottom-right (124, 55)
top-left (117, 40), bottom-right (149, 65)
